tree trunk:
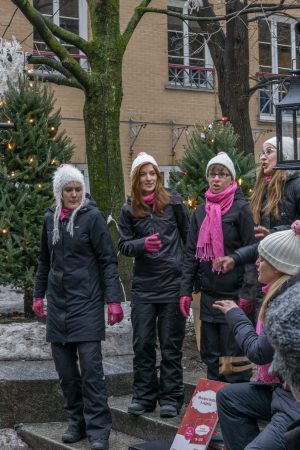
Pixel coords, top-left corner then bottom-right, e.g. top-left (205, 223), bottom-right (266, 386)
top-left (24, 286), bottom-right (34, 318)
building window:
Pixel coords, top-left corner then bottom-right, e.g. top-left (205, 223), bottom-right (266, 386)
top-left (168, 0), bottom-right (214, 90)
top-left (258, 16), bottom-right (300, 120)
top-left (160, 165), bottom-right (180, 187)
top-left (33, 0), bottom-right (88, 67)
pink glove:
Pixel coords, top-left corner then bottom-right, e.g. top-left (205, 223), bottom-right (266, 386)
top-left (238, 298), bottom-right (254, 316)
top-left (32, 297), bottom-right (47, 318)
top-left (144, 233), bottom-right (161, 252)
top-left (107, 303), bottom-right (124, 325)
top-left (180, 296), bottom-right (192, 318)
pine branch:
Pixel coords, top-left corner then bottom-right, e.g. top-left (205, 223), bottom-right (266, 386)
top-left (11, 0), bottom-right (90, 90)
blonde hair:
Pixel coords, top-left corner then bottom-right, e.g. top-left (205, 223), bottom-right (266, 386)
top-left (131, 163), bottom-right (171, 218)
top-left (250, 168), bottom-right (286, 224)
top-left (258, 274), bottom-right (291, 322)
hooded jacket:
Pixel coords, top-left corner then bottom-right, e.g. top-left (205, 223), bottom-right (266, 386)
top-left (34, 197), bottom-right (122, 343)
top-left (118, 190), bottom-right (190, 303)
top-left (180, 188), bottom-right (257, 322)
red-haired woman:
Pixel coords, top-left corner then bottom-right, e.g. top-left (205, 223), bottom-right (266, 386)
top-left (118, 152), bottom-right (190, 419)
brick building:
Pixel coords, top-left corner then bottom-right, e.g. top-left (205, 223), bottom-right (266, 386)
top-left (1, 0), bottom-right (300, 194)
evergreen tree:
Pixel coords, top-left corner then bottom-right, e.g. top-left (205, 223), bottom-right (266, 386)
top-left (0, 79), bottom-right (73, 317)
top-left (170, 121), bottom-right (256, 211)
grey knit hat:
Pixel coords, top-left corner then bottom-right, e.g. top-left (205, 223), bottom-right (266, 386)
top-left (206, 151), bottom-right (236, 179)
top-left (52, 164), bottom-right (85, 244)
top-left (266, 281), bottom-right (300, 390)
top-left (258, 221), bottom-right (300, 276)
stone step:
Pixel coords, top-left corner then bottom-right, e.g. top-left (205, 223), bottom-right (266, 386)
top-left (17, 422), bottom-right (145, 450)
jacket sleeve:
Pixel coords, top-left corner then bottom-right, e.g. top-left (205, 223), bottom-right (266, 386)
top-left (180, 211), bottom-right (199, 296)
top-left (90, 211), bottom-right (123, 303)
top-left (226, 308), bottom-right (274, 365)
top-left (34, 217), bottom-right (50, 298)
top-left (172, 199), bottom-right (190, 245)
top-left (118, 206), bottom-right (146, 257)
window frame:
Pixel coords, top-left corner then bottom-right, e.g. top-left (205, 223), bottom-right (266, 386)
top-left (258, 15), bottom-right (299, 121)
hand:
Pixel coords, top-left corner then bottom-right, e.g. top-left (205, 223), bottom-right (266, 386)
top-left (254, 226), bottom-right (270, 239)
top-left (180, 296), bottom-right (191, 318)
top-left (238, 298), bottom-right (254, 315)
top-left (144, 232), bottom-right (161, 252)
top-left (32, 298), bottom-right (47, 318)
top-left (214, 256), bottom-right (235, 272)
top-left (213, 300), bottom-right (238, 314)
top-left (107, 302), bottom-right (124, 326)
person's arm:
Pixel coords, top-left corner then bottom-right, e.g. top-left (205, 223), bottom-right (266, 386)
top-left (90, 211), bottom-right (123, 303)
top-left (226, 307), bottom-right (274, 364)
top-left (173, 199), bottom-right (190, 245)
top-left (180, 211), bottom-right (200, 296)
top-left (34, 217), bottom-right (50, 298)
top-left (118, 207), bottom-right (147, 257)
top-left (237, 204), bottom-right (259, 306)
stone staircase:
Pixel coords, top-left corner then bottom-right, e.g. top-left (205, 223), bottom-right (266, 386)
top-left (6, 359), bottom-right (202, 450)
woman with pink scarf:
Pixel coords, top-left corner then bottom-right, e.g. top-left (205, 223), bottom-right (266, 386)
top-left (213, 221), bottom-right (300, 450)
top-left (179, 152), bottom-right (257, 382)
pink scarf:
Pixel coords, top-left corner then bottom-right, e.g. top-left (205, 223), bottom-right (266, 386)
top-left (59, 208), bottom-right (72, 220)
top-left (196, 182), bottom-right (237, 271)
top-left (265, 175), bottom-right (272, 184)
top-left (255, 283), bottom-right (280, 384)
top-left (143, 192), bottom-right (156, 205)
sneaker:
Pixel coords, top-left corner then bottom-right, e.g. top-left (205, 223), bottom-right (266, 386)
top-left (127, 402), bottom-right (154, 416)
top-left (160, 404), bottom-right (178, 418)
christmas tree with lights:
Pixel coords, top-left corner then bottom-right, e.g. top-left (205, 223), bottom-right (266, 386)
top-left (170, 121), bottom-right (256, 211)
top-left (0, 78), bottom-right (73, 316)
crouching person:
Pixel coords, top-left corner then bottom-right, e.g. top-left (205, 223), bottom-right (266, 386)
top-left (32, 164), bottom-right (124, 450)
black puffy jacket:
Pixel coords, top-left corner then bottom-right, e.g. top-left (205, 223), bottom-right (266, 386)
top-left (118, 190), bottom-right (190, 303)
top-left (34, 198), bottom-right (123, 343)
top-left (180, 188), bottom-right (257, 322)
top-left (232, 173), bottom-right (300, 265)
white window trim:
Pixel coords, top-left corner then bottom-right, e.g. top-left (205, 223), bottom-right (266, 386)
top-left (160, 165), bottom-right (180, 187)
top-left (259, 15), bottom-right (298, 121)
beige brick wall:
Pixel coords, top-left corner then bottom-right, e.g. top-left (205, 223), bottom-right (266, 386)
top-left (2, 0), bottom-right (300, 193)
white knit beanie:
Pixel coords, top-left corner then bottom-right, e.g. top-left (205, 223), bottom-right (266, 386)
top-left (131, 152), bottom-right (159, 178)
top-left (206, 151), bottom-right (236, 179)
top-left (258, 221), bottom-right (300, 276)
top-left (52, 164), bottom-right (86, 244)
top-left (264, 136), bottom-right (294, 160)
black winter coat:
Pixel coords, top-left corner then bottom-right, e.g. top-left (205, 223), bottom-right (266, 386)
top-left (118, 190), bottom-right (190, 303)
top-left (225, 307), bottom-right (300, 422)
top-left (180, 188), bottom-right (257, 322)
top-left (34, 198), bottom-right (123, 343)
top-left (232, 173), bottom-right (300, 265)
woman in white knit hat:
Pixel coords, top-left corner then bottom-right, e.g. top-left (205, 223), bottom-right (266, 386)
top-left (217, 136), bottom-right (300, 272)
top-left (214, 220), bottom-right (300, 450)
top-left (118, 152), bottom-right (190, 418)
top-left (33, 164), bottom-right (124, 450)
top-left (179, 152), bottom-right (257, 382)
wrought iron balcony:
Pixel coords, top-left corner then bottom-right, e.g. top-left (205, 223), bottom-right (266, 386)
top-left (168, 63), bottom-right (215, 90)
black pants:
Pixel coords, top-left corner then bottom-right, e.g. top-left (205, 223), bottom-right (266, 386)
top-left (201, 321), bottom-right (252, 382)
top-left (51, 341), bottom-right (111, 442)
top-left (131, 302), bottom-right (186, 410)
top-left (217, 382), bottom-right (295, 450)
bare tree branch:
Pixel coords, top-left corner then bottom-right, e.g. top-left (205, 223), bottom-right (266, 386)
top-left (11, 0), bottom-right (90, 90)
top-left (28, 55), bottom-right (74, 79)
top-left (29, 72), bottom-right (83, 89)
top-left (122, 0), bottom-right (153, 47)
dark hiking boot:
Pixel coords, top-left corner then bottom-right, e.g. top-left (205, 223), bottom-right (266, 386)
top-left (127, 402), bottom-right (155, 416)
top-left (62, 429), bottom-right (86, 443)
top-left (160, 404), bottom-right (178, 418)
top-left (91, 439), bottom-right (109, 449)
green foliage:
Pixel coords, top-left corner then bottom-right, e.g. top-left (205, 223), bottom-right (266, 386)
top-left (170, 122), bottom-right (256, 211)
top-left (0, 78), bottom-right (74, 290)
